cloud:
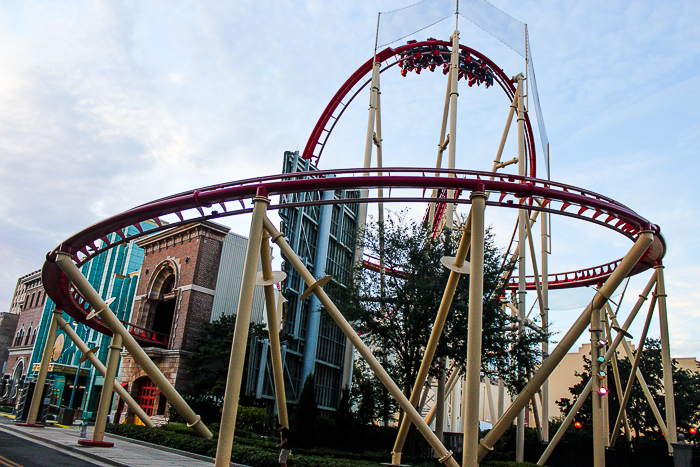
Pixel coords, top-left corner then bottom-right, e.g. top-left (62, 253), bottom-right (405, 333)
top-left (0, 0), bottom-right (699, 358)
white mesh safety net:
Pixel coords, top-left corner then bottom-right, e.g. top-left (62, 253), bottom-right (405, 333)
top-left (377, 0), bottom-right (550, 176)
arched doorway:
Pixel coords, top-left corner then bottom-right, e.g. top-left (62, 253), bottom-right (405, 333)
top-left (140, 262), bottom-right (179, 345)
top-left (152, 275), bottom-right (176, 338)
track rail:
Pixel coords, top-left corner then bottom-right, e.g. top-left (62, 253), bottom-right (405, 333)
top-left (43, 167), bottom-right (664, 336)
top-left (301, 40), bottom-right (538, 176)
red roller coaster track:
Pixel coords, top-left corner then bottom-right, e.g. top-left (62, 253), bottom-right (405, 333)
top-left (41, 40), bottom-right (664, 344)
top-left (43, 167), bottom-right (665, 338)
top-left (302, 40), bottom-right (537, 177)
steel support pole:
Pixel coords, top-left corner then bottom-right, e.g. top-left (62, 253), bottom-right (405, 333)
top-left (590, 305), bottom-right (605, 467)
top-left (436, 358), bottom-right (446, 445)
top-left (605, 303), bottom-right (670, 441)
top-left (22, 309), bottom-right (61, 426)
top-left (478, 232), bottom-right (654, 462)
top-left (215, 194), bottom-right (268, 466)
top-left (375, 76), bottom-right (385, 233)
top-left (429, 66), bottom-right (454, 228)
top-left (538, 379), bottom-right (593, 465)
top-left (540, 206), bottom-right (550, 442)
top-left (537, 279), bottom-right (655, 466)
top-left (485, 378), bottom-right (497, 428)
top-left (265, 217), bottom-right (460, 467)
top-left (54, 253), bottom-right (213, 439)
top-left (462, 190), bottom-right (486, 467)
top-left (498, 378), bottom-right (505, 420)
top-left (531, 394), bottom-right (543, 442)
top-left (425, 366), bottom-right (462, 426)
top-left (515, 75), bottom-right (527, 463)
top-left (605, 316), bottom-right (632, 442)
top-left (261, 232), bottom-right (289, 429)
top-left (355, 62), bottom-right (381, 265)
top-left (391, 211), bottom-right (472, 465)
top-left (444, 30), bottom-right (460, 227)
top-left (610, 295), bottom-right (656, 447)
top-left (655, 264), bottom-right (677, 446)
top-left (55, 315), bottom-right (155, 427)
top-left (83, 332), bottom-right (122, 446)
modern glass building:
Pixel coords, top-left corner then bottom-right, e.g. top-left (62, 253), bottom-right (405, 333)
top-left (29, 221), bottom-right (157, 419)
top-left (247, 151), bottom-right (358, 414)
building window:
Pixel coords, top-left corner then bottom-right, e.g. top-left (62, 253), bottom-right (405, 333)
top-left (14, 326), bottom-right (24, 346)
top-left (24, 326), bottom-right (32, 346)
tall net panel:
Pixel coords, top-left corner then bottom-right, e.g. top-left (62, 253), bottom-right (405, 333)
top-left (377, 0), bottom-right (550, 176)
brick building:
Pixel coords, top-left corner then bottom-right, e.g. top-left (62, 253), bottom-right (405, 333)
top-left (3, 270), bottom-right (44, 393)
top-left (119, 220), bottom-right (235, 422)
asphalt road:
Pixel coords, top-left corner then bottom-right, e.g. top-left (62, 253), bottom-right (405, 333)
top-left (0, 430), bottom-right (102, 467)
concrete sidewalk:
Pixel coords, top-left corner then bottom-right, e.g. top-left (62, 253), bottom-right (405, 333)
top-left (0, 414), bottom-right (249, 467)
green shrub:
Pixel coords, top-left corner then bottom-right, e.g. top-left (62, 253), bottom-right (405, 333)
top-left (236, 406), bottom-right (266, 435)
top-left (105, 424), bottom-right (387, 467)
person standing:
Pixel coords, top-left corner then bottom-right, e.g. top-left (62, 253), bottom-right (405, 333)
top-left (275, 424), bottom-right (297, 467)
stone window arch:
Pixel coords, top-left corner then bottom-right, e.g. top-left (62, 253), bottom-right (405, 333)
top-left (24, 323), bottom-right (32, 346)
top-left (14, 325), bottom-right (24, 347)
top-left (140, 260), bottom-right (179, 346)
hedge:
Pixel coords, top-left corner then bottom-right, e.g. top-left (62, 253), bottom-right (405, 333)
top-left (105, 424), bottom-right (544, 467)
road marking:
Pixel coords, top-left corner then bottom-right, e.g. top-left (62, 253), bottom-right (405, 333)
top-left (0, 454), bottom-right (23, 467)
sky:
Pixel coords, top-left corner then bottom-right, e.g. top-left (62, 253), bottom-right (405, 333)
top-left (0, 1), bottom-right (699, 358)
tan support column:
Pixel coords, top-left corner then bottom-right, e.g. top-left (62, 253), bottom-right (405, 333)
top-left (444, 30), bottom-right (460, 227)
top-left (604, 315), bottom-right (632, 442)
top-left (610, 294), bottom-right (656, 447)
top-left (540, 208), bottom-right (550, 442)
top-left (605, 303), bottom-right (670, 441)
top-left (538, 277), bottom-right (655, 466)
top-left (655, 264), bottom-right (677, 445)
top-left (215, 193), bottom-right (269, 466)
top-left (355, 62), bottom-right (381, 265)
top-left (265, 217), bottom-right (460, 467)
top-left (426, 367), bottom-right (461, 426)
top-left (478, 232), bottom-right (654, 462)
top-left (19, 308), bottom-right (61, 427)
top-left (429, 66), bottom-right (454, 228)
top-left (391, 211), bottom-right (472, 465)
top-left (515, 74), bottom-right (527, 463)
top-left (79, 333), bottom-right (122, 447)
top-left (590, 304), bottom-right (605, 467)
top-left (538, 378), bottom-right (593, 465)
top-left (497, 378), bottom-right (505, 419)
top-left (260, 231), bottom-right (289, 428)
top-left (54, 253), bottom-right (213, 439)
top-left (55, 315), bottom-right (155, 427)
top-left (463, 190), bottom-right (486, 467)
top-left (436, 358), bottom-right (446, 447)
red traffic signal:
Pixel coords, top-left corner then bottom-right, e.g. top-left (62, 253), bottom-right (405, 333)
top-left (574, 421), bottom-right (582, 429)
top-left (690, 427), bottom-right (697, 434)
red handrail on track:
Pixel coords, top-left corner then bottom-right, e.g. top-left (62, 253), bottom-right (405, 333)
top-left (42, 168), bottom-right (665, 338)
top-left (301, 40), bottom-right (537, 177)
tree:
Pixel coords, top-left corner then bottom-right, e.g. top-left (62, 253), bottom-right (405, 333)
top-left (344, 213), bottom-right (544, 400)
top-left (295, 373), bottom-right (319, 447)
top-left (188, 314), bottom-right (267, 399)
top-left (556, 338), bottom-right (700, 438)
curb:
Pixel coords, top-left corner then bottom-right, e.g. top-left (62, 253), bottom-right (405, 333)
top-left (0, 423), bottom-right (129, 467)
top-left (103, 433), bottom-right (253, 467)
top-left (0, 421), bottom-right (253, 467)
